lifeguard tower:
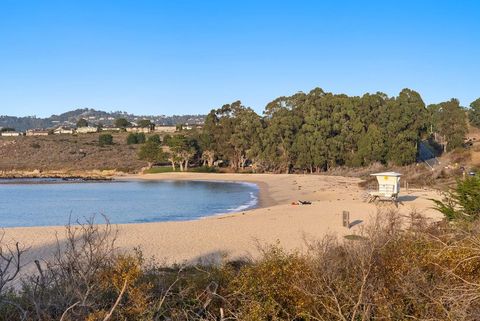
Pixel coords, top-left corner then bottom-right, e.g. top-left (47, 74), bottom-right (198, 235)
top-left (367, 172), bottom-right (401, 203)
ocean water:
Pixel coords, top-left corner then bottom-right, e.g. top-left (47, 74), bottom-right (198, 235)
top-left (0, 179), bottom-right (259, 227)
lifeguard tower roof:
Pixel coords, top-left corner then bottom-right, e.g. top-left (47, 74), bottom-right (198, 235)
top-left (370, 172), bottom-right (402, 177)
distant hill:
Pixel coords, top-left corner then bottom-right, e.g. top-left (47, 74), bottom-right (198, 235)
top-left (0, 108), bottom-right (206, 131)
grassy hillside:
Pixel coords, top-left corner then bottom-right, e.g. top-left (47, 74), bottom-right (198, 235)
top-left (0, 133), bottom-right (147, 174)
top-left (1, 124), bottom-right (479, 180)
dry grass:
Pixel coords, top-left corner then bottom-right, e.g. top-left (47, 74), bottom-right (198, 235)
top-left (0, 133), bottom-right (147, 175)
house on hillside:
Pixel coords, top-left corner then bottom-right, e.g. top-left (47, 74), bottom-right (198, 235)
top-left (100, 127), bottom-right (121, 132)
top-left (154, 125), bottom-right (176, 133)
top-left (0, 131), bottom-right (23, 137)
top-left (53, 127), bottom-right (74, 135)
top-left (26, 129), bottom-right (50, 136)
top-left (76, 126), bottom-right (98, 134)
top-left (126, 127), bottom-right (153, 133)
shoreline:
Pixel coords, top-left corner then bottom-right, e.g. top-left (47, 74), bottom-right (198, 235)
top-left (0, 175), bottom-right (266, 229)
top-left (118, 173), bottom-right (277, 209)
top-left (2, 172), bottom-right (444, 269)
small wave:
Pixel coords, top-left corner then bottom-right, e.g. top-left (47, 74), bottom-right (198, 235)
top-left (226, 191), bottom-right (258, 213)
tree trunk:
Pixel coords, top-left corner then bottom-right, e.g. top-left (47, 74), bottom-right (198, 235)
top-left (179, 162), bottom-right (184, 172)
top-left (184, 159), bottom-right (189, 171)
top-left (170, 160), bottom-right (175, 171)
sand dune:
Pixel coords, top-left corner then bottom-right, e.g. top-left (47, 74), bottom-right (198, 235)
top-left (3, 173), bottom-right (443, 271)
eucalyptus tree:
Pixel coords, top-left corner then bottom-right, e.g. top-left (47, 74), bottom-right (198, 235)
top-left (385, 89), bottom-right (428, 165)
top-left (199, 87), bottom-right (467, 173)
top-left (469, 98), bottom-right (480, 128)
top-left (166, 134), bottom-right (198, 171)
top-left (198, 112), bottom-right (219, 167)
top-left (114, 118), bottom-right (131, 128)
top-left (229, 106), bottom-right (263, 170)
top-left (202, 101), bottom-right (263, 170)
top-left (429, 99), bottom-right (467, 151)
top-left (356, 124), bottom-right (385, 166)
top-left (138, 139), bottom-right (165, 168)
top-left (260, 93), bottom-right (305, 173)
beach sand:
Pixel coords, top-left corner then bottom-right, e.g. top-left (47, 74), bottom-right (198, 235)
top-left (3, 173), bottom-right (443, 270)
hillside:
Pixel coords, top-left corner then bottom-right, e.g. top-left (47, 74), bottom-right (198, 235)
top-left (0, 133), bottom-right (147, 175)
top-left (0, 108), bottom-right (206, 131)
top-left (1, 121), bottom-right (479, 181)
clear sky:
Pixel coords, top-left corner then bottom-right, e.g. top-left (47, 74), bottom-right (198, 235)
top-left (0, 0), bottom-right (479, 117)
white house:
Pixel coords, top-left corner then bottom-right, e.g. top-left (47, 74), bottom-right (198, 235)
top-left (126, 127), bottom-right (153, 133)
top-left (26, 129), bottom-right (50, 136)
top-left (76, 126), bottom-right (98, 134)
top-left (53, 127), bottom-right (74, 135)
top-left (100, 127), bottom-right (121, 132)
top-left (154, 126), bottom-right (176, 133)
top-left (1, 131), bottom-right (23, 137)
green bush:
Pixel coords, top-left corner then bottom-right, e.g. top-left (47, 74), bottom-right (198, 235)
top-left (148, 134), bottom-right (161, 144)
top-left (136, 133), bottom-right (146, 144)
top-left (432, 176), bottom-right (480, 221)
top-left (98, 133), bottom-right (113, 146)
top-left (127, 133), bottom-right (147, 145)
top-left (126, 133), bottom-right (138, 145)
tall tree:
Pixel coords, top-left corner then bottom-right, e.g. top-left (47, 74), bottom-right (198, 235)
top-left (138, 140), bottom-right (165, 168)
top-left (76, 118), bottom-right (88, 128)
top-left (137, 119), bottom-right (154, 129)
top-left (429, 99), bottom-right (467, 151)
top-left (469, 98), bottom-right (480, 128)
top-left (201, 101), bottom-right (263, 171)
top-left (259, 92), bottom-right (307, 173)
top-left (114, 118), bottom-right (131, 128)
top-left (166, 135), bottom-right (197, 171)
top-left (386, 89), bottom-right (427, 165)
top-left (356, 124), bottom-right (385, 166)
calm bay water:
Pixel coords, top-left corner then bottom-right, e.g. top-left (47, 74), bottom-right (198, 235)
top-left (0, 179), bottom-right (259, 227)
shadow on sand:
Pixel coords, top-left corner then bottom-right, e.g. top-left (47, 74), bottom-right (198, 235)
top-left (397, 195), bottom-right (418, 202)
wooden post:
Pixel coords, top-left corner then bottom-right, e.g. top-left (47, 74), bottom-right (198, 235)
top-left (342, 211), bottom-right (350, 228)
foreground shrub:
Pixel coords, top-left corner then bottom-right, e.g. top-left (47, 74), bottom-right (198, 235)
top-left (98, 134), bottom-right (113, 146)
top-left (127, 133), bottom-right (147, 145)
top-left (1, 211), bottom-right (480, 320)
top-left (433, 175), bottom-right (480, 221)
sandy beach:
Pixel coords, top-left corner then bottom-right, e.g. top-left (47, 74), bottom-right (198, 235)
top-left (3, 173), bottom-right (443, 269)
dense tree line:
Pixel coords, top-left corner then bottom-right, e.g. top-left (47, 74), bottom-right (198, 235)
top-left (137, 88), bottom-right (473, 173)
top-left (200, 88), bottom-right (471, 173)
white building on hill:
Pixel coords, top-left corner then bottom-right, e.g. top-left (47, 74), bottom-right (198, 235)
top-left (53, 127), bottom-right (74, 135)
top-left (76, 126), bottom-right (98, 134)
top-left (1, 131), bottom-right (23, 137)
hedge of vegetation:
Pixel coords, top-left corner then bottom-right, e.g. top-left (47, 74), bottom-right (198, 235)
top-left (139, 88), bottom-right (474, 173)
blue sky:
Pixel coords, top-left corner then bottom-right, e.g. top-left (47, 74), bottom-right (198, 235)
top-left (0, 0), bottom-right (479, 117)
